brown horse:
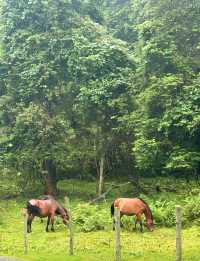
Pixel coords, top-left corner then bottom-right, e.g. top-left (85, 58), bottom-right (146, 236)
top-left (111, 198), bottom-right (154, 232)
top-left (26, 195), bottom-right (69, 233)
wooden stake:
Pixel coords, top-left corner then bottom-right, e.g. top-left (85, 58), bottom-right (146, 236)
top-left (114, 207), bottom-right (121, 261)
top-left (64, 197), bottom-right (74, 255)
top-left (22, 208), bottom-right (28, 255)
top-left (176, 206), bottom-right (182, 261)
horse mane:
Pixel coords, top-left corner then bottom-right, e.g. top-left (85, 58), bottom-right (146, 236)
top-left (138, 198), bottom-right (153, 220)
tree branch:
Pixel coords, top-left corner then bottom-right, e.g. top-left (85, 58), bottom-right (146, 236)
top-left (89, 182), bottom-right (131, 204)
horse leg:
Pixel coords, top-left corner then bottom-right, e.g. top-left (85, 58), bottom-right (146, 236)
top-left (136, 214), bottom-right (143, 232)
top-left (134, 218), bottom-right (138, 231)
top-left (138, 215), bottom-right (143, 232)
top-left (50, 214), bottom-right (55, 232)
top-left (120, 213), bottom-right (124, 228)
top-left (27, 214), bottom-right (34, 233)
top-left (46, 216), bottom-right (50, 232)
top-left (27, 216), bottom-right (31, 233)
top-left (112, 217), bottom-right (115, 231)
top-left (140, 220), bottom-right (143, 232)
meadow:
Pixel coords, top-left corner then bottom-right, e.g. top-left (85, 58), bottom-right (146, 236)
top-left (1, 177), bottom-right (200, 261)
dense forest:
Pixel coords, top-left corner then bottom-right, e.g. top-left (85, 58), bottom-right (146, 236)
top-left (0, 0), bottom-right (200, 195)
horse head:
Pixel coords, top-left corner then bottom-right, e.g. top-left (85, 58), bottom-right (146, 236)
top-left (60, 207), bottom-right (69, 225)
top-left (146, 219), bottom-right (154, 231)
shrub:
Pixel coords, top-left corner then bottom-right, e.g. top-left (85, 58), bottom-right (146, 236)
top-left (183, 194), bottom-right (200, 221)
top-left (72, 204), bottom-right (111, 232)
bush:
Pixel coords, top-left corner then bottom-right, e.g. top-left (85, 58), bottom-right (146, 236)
top-left (152, 200), bottom-right (176, 227)
top-left (72, 204), bottom-right (111, 232)
top-left (183, 194), bottom-right (200, 221)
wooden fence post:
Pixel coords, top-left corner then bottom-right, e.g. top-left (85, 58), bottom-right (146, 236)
top-left (114, 207), bottom-right (121, 261)
top-left (176, 206), bottom-right (182, 261)
top-left (64, 197), bottom-right (74, 255)
top-left (22, 208), bottom-right (28, 255)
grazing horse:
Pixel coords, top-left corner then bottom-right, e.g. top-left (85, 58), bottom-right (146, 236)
top-left (111, 198), bottom-right (154, 232)
top-left (26, 195), bottom-right (69, 233)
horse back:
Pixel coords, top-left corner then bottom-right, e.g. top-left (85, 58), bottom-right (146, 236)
top-left (114, 198), bottom-right (146, 216)
top-left (27, 198), bottom-right (58, 217)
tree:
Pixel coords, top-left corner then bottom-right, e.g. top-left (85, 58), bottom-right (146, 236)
top-left (0, 0), bottom-right (135, 195)
top-left (67, 18), bottom-right (135, 195)
top-left (0, 0), bottom-right (82, 193)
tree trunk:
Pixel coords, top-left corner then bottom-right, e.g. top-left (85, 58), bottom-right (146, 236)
top-left (95, 158), bottom-right (100, 194)
top-left (98, 154), bottom-right (104, 197)
top-left (42, 160), bottom-right (57, 195)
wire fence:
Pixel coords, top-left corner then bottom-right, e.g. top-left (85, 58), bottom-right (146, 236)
top-left (0, 203), bottom-right (184, 261)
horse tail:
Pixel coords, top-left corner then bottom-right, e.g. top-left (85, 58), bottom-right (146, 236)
top-left (139, 198), bottom-right (153, 220)
top-left (27, 201), bottom-right (33, 212)
top-left (111, 202), bottom-right (115, 217)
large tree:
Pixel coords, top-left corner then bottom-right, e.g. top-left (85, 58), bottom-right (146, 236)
top-left (0, 0), bottom-right (135, 194)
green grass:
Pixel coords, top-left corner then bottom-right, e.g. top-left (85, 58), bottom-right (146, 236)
top-left (1, 177), bottom-right (200, 260)
top-left (1, 199), bottom-right (200, 261)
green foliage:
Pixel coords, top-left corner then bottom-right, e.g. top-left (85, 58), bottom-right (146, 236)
top-left (184, 194), bottom-right (200, 222)
top-left (0, 0), bottom-right (136, 189)
top-left (133, 138), bottom-right (162, 173)
top-left (130, 0), bottom-right (200, 176)
top-left (0, 0), bottom-right (200, 187)
top-left (73, 203), bottom-right (110, 232)
top-left (165, 148), bottom-right (200, 172)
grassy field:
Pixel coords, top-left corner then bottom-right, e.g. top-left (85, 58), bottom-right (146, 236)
top-left (1, 177), bottom-right (200, 260)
